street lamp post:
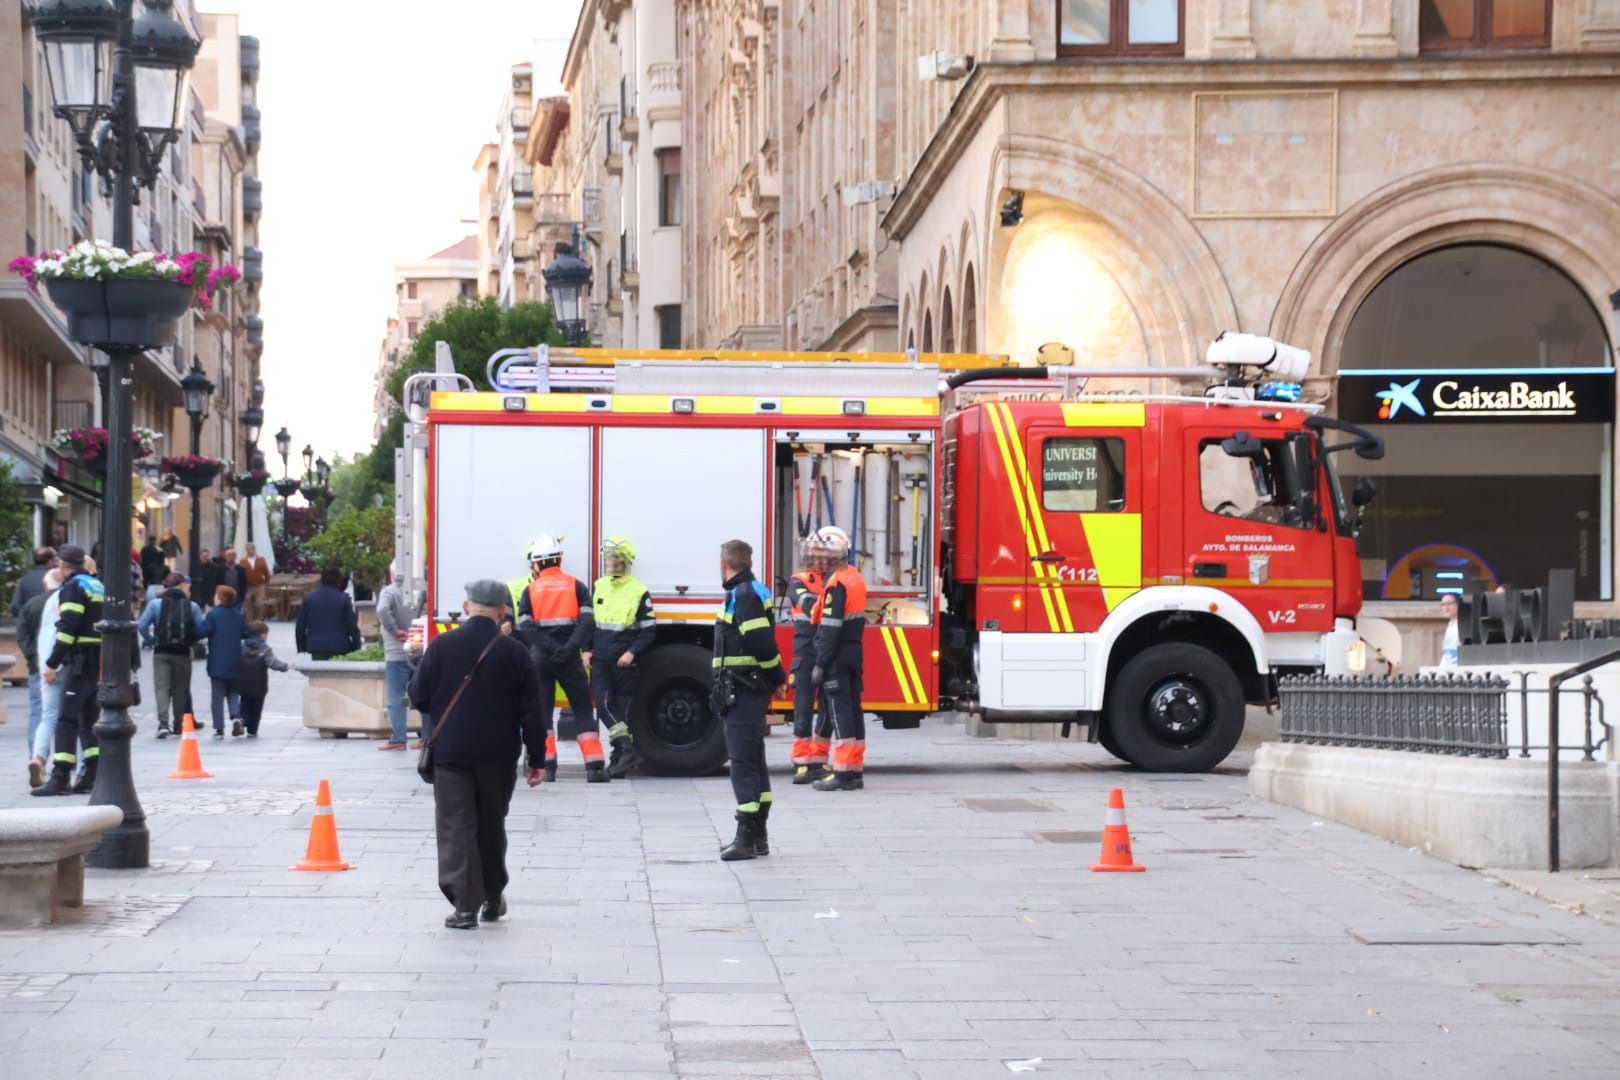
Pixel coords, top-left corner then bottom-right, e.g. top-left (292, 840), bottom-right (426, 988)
top-left (27, 0), bottom-right (200, 869)
top-left (542, 238), bottom-right (593, 347)
top-left (180, 357), bottom-right (213, 581)
top-left (239, 387), bottom-right (263, 549)
top-left (271, 426), bottom-right (300, 537)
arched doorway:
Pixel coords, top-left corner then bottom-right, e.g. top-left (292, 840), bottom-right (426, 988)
top-left (1334, 244), bottom-right (1614, 601)
top-left (941, 289), bottom-right (956, 352)
top-left (922, 310), bottom-right (934, 353)
top-left (961, 267), bottom-right (978, 352)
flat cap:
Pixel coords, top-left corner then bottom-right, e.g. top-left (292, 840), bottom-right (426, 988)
top-left (58, 544), bottom-right (87, 566)
top-left (465, 579), bottom-right (510, 608)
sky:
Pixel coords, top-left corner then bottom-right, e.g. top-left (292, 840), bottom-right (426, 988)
top-left (235, 0), bottom-right (583, 462)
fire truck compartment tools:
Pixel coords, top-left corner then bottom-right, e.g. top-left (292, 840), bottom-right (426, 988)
top-left (906, 473), bottom-right (926, 587)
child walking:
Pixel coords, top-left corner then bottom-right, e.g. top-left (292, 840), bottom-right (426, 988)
top-left (237, 621), bottom-right (290, 737)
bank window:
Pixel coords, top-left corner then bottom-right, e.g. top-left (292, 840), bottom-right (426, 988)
top-left (1042, 437), bottom-right (1126, 513)
top-left (1420, 0), bottom-right (1550, 51)
top-left (1200, 439), bottom-right (1313, 531)
top-left (1059, 0), bottom-right (1184, 57)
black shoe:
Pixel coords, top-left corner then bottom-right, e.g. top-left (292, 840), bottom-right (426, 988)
top-left (213, 729), bottom-right (224, 739)
top-left (792, 764), bottom-right (831, 785)
top-left (156, 724), bottom-right (171, 739)
top-left (231, 720), bottom-right (244, 737)
top-left (720, 812), bottom-right (760, 862)
top-left (755, 801), bottom-right (771, 857)
top-left (585, 762), bottom-right (608, 783)
top-left (544, 764), bottom-right (557, 783)
top-left (70, 760), bottom-right (97, 795)
top-left (247, 732), bottom-right (258, 738)
top-left (812, 771), bottom-right (863, 792)
top-left (606, 738), bottom-right (643, 779)
top-left (30, 764), bottom-right (72, 797)
top-left (480, 897), bottom-right (507, 923)
top-left (444, 911), bottom-right (478, 930)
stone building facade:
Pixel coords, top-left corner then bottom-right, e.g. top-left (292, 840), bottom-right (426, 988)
top-left (371, 237), bottom-right (479, 436)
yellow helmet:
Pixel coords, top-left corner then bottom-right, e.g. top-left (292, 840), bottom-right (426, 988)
top-left (601, 534), bottom-right (636, 565)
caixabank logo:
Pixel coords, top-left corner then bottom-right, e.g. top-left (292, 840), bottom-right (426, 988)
top-left (1341, 369), bottom-right (1615, 426)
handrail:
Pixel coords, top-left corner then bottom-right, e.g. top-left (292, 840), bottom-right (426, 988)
top-left (1545, 647), bottom-right (1620, 871)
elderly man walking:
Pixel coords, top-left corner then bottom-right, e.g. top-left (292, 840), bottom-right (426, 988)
top-left (410, 580), bottom-right (547, 930)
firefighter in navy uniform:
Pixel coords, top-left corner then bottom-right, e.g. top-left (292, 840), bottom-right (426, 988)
top-left (810, 526), bottom-right (868, 791)
top-left (586, 535), bottom-right (650, 779)
top-left (788, 538), bottom-right (833, 784)
top-left (713, 540), bottom-right (785, 861)
top-left (32, 544), bottom-right (104, 797)
top-left (515, 535), bottom-right (594, 781)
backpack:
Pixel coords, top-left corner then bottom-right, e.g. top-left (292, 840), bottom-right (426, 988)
top-left (155, 596), bottom-right (194, 650)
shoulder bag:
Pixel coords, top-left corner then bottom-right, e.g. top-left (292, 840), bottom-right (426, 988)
top-left (417, 634), bottom-right (502, 784)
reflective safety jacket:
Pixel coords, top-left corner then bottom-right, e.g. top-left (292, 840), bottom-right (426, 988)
top-left (813, 563), bottom-right (867, 668)
top-left (591, 573), bottom-right (655, 660)
top-left (787, 569), bottom-right (824, 644)
top-left (714, 570), bottom-right (784, 689)
top-left (505, 576), bottom-right (528, 615)
top-left (518, 567), bottom-right (594, 653)
top-left (46, 571), bottom-right (106, 670)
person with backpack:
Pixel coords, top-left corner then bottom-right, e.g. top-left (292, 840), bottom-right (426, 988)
top-left (237, 621), bottom-right (290, 737)
top-left (138, 573), bottom-right (207, 738)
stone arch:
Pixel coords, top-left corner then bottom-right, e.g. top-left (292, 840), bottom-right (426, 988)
top-left (961, 263), bottom-right (979, 352)
top-left (1272, 164), bottom-right (1620, 378)
top-left (941, 286), bottom-right (956, 352)
top-left (985, 134), bottom-right (1238, 367)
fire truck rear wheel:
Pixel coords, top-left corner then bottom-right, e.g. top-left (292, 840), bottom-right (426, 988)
top-left (629, 645), bottom-right (728, 777)
top-left (1105, 643), bottom-right (1244, 773)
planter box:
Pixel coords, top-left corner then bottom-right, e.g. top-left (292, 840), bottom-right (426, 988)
top-left (0, 630), bottom-right (24, 687)
top-left (45, 277), bottom-right (192, 349)
top-left (296, 660), bottom-right (423, 739)
top-left (355, 600), bottom-right (379, 643)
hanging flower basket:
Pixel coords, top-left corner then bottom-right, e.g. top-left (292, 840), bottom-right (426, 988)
top-left (234, 469), bottom-right (271, 497)
top-left (160, 455), bottom-right (223, 490)
top-left (272, 477), bottom-right (303, 499)
top-left (50, 427), bottom-right (160, 474)
top-left (10, 241), bottom-right (241, 350)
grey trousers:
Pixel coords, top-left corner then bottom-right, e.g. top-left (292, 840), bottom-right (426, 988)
top-left (433, 764), bottom-right (517, 912)
top-left (152, 651), bottom-right (193, 729)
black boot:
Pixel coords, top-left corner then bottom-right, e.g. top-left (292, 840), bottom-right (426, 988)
top-left (585, 762), bottom-right (608, 783)
top-left (70, 758), bottom-right (98, 795)
top-left (793, 764), bottom-right (831, 785)
top-left (812, 770), bottom-right (863, 792)
top-left (544, 764), bottom-right (557, 783)
top-left (720, 812), bottom-right (759, 862)
top-left (30, 763), bottom-right (72, 797)
top-left (755, 800), bottom-right (771, 857)
top-left (606, 737), bottom-right (643, 780)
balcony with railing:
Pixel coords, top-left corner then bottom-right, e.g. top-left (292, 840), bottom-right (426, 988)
top-left (512, 169), bottom-right (534, 206)
top-left (648, 60), bottom-right (680, 110)
top-left (619, 232), bottom-right (638, 292)
top-left (53, 400), bottom-right (94, 433)
top-left (511, 105), bottom-right (530, 141)
top-left (582, 187), bottom-right (602, 228)
top-left (534, 192), bottom-right (570, 225)
top-left (619, 75), bottom-right (639, 140)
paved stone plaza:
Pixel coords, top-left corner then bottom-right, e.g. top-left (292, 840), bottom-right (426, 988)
top-left (3, 624), bottom-right (1619, 1079)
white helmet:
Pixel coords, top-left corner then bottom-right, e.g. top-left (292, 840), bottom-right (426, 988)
top-left (526, 534), bottom-right (564, 563)
top-left (815, 525), bottom-right (851, 561)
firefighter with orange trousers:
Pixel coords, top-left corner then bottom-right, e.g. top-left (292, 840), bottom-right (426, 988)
top-left (788, 536), bottom-right (833, 784)
top-left (809, 526), bottom-right (867, 791)
top-left (515, 535), bottom-right (596, 781)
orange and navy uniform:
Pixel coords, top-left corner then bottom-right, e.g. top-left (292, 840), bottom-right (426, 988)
top-left (813, 564), bottom-right (868, 775)
top-left (787, 568), bottom-right (829, 767)
top-left (516, 566), bottom-right (596, 766)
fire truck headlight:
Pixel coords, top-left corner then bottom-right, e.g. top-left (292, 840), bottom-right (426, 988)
top-left (842, 399), bottom-right (867, 416)
top-left (1346, 638), bottom-right (1368, 674)
top-left (1011, 596), bottom-right (1023, 611)
top-left (671, 397), bottom-right (696, 414)
top-left (502, 395), bottom-right (527, 412)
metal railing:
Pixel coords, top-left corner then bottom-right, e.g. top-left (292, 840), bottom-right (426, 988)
top-left (1279, 674), bottom-right (1511, 758)
top-left (53, 400), bottom-right (94, 432)
top-left (1547, 648), bottom-right (1620, 871)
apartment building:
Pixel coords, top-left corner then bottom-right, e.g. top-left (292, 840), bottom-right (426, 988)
top-left (1, 2), bottom-right (265, 555)
top-left (371, 237), bottom-right (479, 435)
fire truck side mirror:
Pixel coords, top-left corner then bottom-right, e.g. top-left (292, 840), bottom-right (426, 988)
top-left (1221, 431), bottom-right (1265, 459)
top-left (1352, 476), bottom-right (1378, 508)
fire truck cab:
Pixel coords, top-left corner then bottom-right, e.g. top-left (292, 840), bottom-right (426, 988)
top-left (401, 335), bottom-right (1384, 777)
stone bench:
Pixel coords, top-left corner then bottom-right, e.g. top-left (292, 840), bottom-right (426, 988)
top-left (0, 807), bottom-right (125, 928)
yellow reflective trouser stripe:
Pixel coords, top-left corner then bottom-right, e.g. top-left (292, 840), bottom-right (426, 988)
top-left (999, 403), bottom-right (1075, 633)
top-left (712, 655), bottom-right (782, 669)
top-left (738, 617), bottom-right (771, 634)
top-left (759, 791), bottom-right (773, 804)
top-left (60, 602), bottom-right (85, 614)
top-left (83, 746), bottom-right (99, 759)
top-left (984, 402), bottom-right (1061, 632)
top-left (738, 801), bottom-right (760, 813)
top-left (605, 722), bottom-right (629, 740)
top-left (56, 632), bottom-right (75, 644)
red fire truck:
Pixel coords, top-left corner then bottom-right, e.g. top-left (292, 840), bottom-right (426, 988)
top-left (399, 335), bottom-right (1385, 775)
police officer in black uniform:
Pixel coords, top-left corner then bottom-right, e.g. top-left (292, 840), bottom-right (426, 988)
top-left (32, 544), bottom-right (105, 797)
top-left (713, 540), bottom-right (785, 861)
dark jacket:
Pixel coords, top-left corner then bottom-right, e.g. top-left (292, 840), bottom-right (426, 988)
top-left (18, 587), bottom-right (52, 673)
top-left (408, 615), bottom-right (546, 768)
top-left (296, 585), bottom-right (362, 656)
top-left (137, 589), bottom-right (207, 655)
top-left (197, 557), bottom-right (224, 607)
top-left (220, 562), bottom-right (249, 605)
top-left (236, 636), bottom-right (289, 698)
top-left (9, 565), bottom-right (50, 618)
top-left (201, 605), bottom-right (252, 679)
top-left (46, 572), bottom-right (105, 671)
top-left (715, 570), bottom-right (785, 691)
top-left (140, 543), bottom-right (167, 586)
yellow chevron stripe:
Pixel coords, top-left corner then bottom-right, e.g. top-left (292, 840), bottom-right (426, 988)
top-left (878, 626), bottom-right (918, 705)
top-left (997, 404), bottom-right (1075, 633)
top-left (984, 403), bottom-right (1060, 632)
top-left (893, 628), bottom-right (928, 704)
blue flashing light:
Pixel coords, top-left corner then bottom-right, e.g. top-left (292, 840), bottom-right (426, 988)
top-left (1257, 381), bottom-right (1303, 402)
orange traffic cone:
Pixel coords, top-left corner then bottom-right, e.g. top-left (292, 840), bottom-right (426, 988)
top-left (291, 779), bottom-right (353, 872)
top-left (1089, 787), bottom-right (1145, 873)
top-left (166, 714), bottom-right (213, 780)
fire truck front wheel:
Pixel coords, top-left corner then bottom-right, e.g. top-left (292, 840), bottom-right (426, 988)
top-left (1104, 643), bottom-right (1244, 773)
top-left (629, 645), bottom-right (729, 777)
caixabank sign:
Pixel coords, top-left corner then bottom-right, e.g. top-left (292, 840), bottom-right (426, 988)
top-left (1339, 368), bottom-right (1616, 424)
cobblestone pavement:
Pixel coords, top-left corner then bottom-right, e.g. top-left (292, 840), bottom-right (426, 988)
top-left (3, 624), bottom-right (1620, 1078)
